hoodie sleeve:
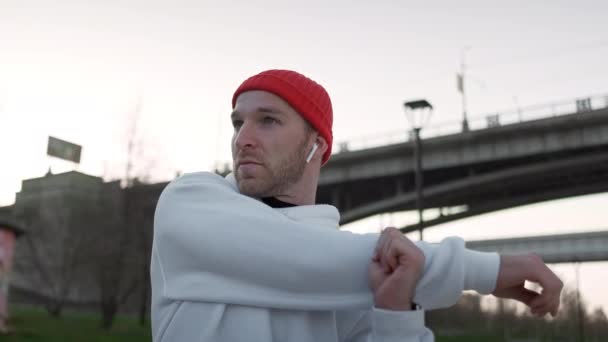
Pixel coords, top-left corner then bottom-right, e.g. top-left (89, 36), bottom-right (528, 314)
top-left (338, 309), bottom-right (435, 342)
top-left (152, 172), bottom-right (499, 311)
top-left (369, 308), bottom-right (434, 342)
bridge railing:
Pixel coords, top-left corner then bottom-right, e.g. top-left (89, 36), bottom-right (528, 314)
top-left (467, 230), bottom-right (608, 264)
top-left (334, 92), bottom-right (608, 154)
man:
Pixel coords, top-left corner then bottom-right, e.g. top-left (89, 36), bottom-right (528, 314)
top-left (151, 69), bottom-right (563, 341)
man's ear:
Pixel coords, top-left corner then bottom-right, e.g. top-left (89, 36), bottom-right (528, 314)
top-left (305, 134), bottom-right (328, 164)
top-left (315, 136), bottom-right (328, 158)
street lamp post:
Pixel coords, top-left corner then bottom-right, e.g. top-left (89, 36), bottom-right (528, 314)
top-left (403, 99), bottom-right (433, 241)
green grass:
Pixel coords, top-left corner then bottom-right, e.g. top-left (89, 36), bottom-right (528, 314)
top-left (437, 335), bottom-right (503, 342)
top-left (2, 306), bottom-right (152, 342)
top-left (2, 306), bottom-right (504, 342)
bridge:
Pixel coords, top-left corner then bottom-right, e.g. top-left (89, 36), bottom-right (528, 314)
top-left (466, 230), bottom-right (608, 264)
top-left (317, 93), bottom-right (608, 232)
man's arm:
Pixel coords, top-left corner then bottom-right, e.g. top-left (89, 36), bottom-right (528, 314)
top-left (335, 229), bottom-right (563, 342)
top-left (153, 173), bottom-right (378, 310)
top-left (153, 172), bottom-right (498, 311)
top-left (373, 228), bottom-right (563, 317)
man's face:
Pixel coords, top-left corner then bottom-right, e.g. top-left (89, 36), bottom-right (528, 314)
top-left (231, 90), bottom-right (313, 198)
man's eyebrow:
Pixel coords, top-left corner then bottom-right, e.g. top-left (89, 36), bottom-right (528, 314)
top-left (257, 107), bottom-right (284, 115)
top-left (231, 107), bottom-right (284, 120)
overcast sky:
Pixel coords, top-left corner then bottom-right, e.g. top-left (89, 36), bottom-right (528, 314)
top-left (1, 0), bottom-right (607, 313)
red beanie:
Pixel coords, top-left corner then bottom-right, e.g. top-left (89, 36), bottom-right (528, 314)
top-left (232, 69), bottom-right (333, 165)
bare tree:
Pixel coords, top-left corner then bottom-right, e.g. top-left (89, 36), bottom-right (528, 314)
top-left (14, 188), bottom-right (102, 317)
top-left (426, 286), bottom-right (608, 341)
top-left (89, 182), bottom-right (138, 330)
top-left (588, 307), bottom-right (608, 341)
top-left (95, 97), bottom-right (158, 329)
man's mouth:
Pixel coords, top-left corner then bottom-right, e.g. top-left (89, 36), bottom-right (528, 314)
top-left (238, 160), bottom-right (261, 167)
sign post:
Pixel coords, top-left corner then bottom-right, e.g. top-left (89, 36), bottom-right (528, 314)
top-left (47, 136), bottom-right (82, 164)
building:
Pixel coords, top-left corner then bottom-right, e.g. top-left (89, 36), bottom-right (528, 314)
top-left (2, 171), bottom-right (168, 316)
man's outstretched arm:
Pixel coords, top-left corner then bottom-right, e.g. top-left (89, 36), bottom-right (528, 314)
top-left (339, 229), bottom-right (563, 342)
top-left (153, 173), bottom-right (502, 311)
top-left (373, 228), bottom-right (563, 317)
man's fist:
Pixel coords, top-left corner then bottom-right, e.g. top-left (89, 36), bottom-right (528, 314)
top-left (369, 227), bottom-right (425, 311)
top-left (493, 253), bottom-right (563, 317)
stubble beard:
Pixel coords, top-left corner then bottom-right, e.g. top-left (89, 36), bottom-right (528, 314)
top-left (236, 137), bottom-right (309, 198)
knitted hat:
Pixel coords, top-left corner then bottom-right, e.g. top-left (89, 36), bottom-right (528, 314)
top-left (232, 69), bottom-right (333, 164)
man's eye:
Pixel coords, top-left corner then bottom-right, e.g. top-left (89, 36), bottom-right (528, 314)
top-left (263, 117), bottom-right (278, 125)
top-left (232, 120), bottom-right (243, 129)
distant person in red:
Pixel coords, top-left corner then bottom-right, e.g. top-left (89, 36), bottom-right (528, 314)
top-left (0, 253), bottom-right (7, 333)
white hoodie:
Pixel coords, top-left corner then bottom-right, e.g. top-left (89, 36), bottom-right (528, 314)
top-left (151, 172), bottom-right (500, 342)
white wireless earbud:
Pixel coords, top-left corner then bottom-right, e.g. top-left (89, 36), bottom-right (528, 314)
top-left (306, 143), bottom-right (319, 163)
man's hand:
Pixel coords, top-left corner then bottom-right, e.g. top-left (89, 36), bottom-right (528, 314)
top-left (493, 254), bottom-right (563, 317)
top-left (369, 227), bottom-right (425, 311)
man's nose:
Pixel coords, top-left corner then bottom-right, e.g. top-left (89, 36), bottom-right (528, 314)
top-left (234, 122), bottom-right (258, 150)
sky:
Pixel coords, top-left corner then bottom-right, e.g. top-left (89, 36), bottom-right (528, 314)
top-left (1, 0), bottom-right (607, 313)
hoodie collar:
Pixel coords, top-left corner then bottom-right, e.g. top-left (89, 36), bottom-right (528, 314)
top-left (224, 173), bottom-right (340, 228)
